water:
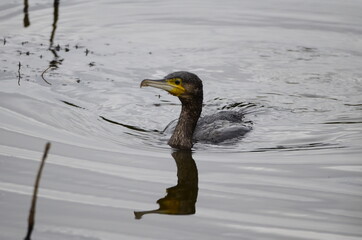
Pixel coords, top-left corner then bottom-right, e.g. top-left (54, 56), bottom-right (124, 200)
top-left (1, 0), bottom-right (362, 239)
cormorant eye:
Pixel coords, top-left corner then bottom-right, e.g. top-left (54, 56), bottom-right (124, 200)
top-left (175, 79), bottom-right (181, 85)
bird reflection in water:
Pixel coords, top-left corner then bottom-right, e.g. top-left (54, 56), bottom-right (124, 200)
top-left (134, 150), bottom-right (198, 219)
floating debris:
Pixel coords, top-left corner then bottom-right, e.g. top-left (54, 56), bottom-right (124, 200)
top-left (41, 66), bottom-right (53, 85)
top-left (54, 44), bottom-right (61, 51)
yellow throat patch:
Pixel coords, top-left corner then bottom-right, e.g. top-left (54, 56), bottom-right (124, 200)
top-left (166, 78), bottom-right (185, 96)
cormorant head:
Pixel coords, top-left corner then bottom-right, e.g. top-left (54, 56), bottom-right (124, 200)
top-left (141, 71), bottom-right (203, 101)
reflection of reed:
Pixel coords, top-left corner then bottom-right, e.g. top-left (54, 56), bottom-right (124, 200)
top-left (49, 0), bottom-right (59, 53)
top-left (42, 0), bottom-right (61, 84)
top-left (21, 0), bottom-right (62, 84)
top-left (23, 0), bottom-right (30, 27)
top-left (134, 150), bottom-right (198, 219)
top-left (17, 61), bottom-right (22, 86)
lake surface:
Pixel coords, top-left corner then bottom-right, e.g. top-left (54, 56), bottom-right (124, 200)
top-left (1, 0), bottom-right (362, 239)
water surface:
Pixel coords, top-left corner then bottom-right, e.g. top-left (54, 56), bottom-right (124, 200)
top-left (1, 0), bottom-right (362, 239)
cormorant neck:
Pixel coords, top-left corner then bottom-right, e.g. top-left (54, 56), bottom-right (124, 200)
top-left (168, 97), bottom-right (202, 149)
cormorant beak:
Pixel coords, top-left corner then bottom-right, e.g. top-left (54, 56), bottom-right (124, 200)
top-left (140, 78), bottom-right (185, 96)
top-left (141, 79), bottom-right (169, 90)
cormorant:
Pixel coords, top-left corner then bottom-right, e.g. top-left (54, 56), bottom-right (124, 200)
top-left (141, 71), bottom-right (251, 149)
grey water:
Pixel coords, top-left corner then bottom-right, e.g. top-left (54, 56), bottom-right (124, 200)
top-left (1, 0), bottom-right (362, 239)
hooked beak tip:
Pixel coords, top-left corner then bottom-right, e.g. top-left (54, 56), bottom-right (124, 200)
top-left (140, 79), bottom-right (149, 88)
